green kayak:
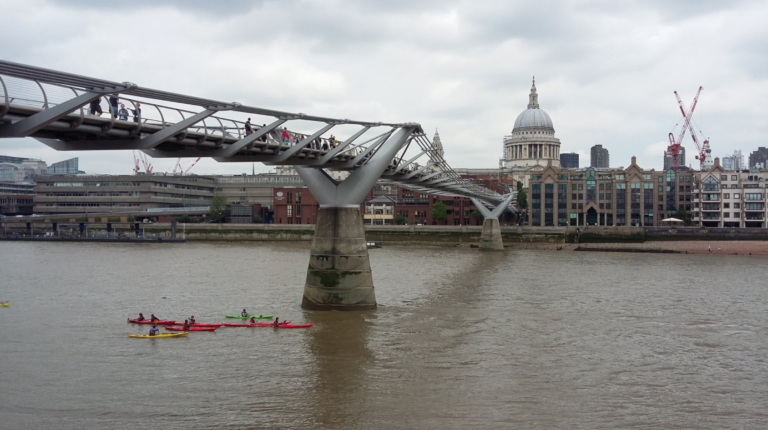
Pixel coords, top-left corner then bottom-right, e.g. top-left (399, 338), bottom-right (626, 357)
top-left (225, 315), bottom-right (273, 319)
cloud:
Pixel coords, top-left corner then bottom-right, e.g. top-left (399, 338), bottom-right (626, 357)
top-left (1, 0), bottom-right (768, 176)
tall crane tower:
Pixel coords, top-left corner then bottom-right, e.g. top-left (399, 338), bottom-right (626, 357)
top-left (667, 86), bottom-right (711, 171)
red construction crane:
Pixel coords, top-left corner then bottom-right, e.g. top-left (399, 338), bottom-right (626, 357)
top-left (673, 88), bottom-right (711, 170)
top-left (666, 86), bottom-right (702, 171)
top-left (184, 158), bottom-right (201, 174)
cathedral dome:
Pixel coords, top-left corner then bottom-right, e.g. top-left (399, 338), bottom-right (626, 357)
top-left (512, 77), bottom-right (555, 132)
top-left (513, 108), bottom-right (553, 131)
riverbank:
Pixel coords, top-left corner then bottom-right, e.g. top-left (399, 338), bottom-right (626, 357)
top-left (508, 240), bottom-right (768, 255)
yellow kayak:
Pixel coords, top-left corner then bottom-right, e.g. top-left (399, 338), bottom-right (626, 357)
top-left (128, 332), bottom-right (188, 339)
top-left (0, 303), bottom-right (9, 307)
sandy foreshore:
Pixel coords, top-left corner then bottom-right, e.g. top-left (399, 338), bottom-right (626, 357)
top-left (505, 240), bottom-right (768, 255)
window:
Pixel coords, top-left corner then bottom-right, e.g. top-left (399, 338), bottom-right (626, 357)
top-left (572, 184), bottom-right (577, 190)
top-left (572, 193), bottom-right (577, 200)
top-left (658, 176), bottom-right (664, 183)
top-left (735, 193), bottom-right (740, 199)
top-left (578, 184), bottom-right (584, 190)
top-left (734, 203), bottom-right (741, 209)
top-left (658, 186), bottom-right (663, 192)
top-left (702, 176), bottom-right (719, 191)
top-left (724, 203), bottom-right (730, 208)
top-left (631, 182), bottom-right (640, 189)
top-left (724, 213), bottom-right (730, 218)
top-left (731, 175), bottom-right (738, 181)
top-left (720, 175), bottom-right (728, 180)
top-left (643, 174), bottom-right (652, 180)
top-left (746, 193), bottom-right (762, 201)
top-left (599, 184), bottom-right (605, 190)
top-left (615, 174), bottom-right (625, 180)
top-left (605, 184), bottom-right (611, 190)
top-left (644, 183), bottom-right (653, 190)
top-left (724, 193), bottom-right (730, 199)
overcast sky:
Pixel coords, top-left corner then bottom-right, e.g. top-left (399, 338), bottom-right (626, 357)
top-left (1, 0), bottom-right (767, 175)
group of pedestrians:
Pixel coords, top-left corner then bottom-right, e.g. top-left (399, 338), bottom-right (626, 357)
top-left (88, 94), bottom-right (141, 122)
top-left (243, 119), bottom-right (341, 151)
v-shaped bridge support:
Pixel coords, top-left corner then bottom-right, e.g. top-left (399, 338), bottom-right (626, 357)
top-left (471, 194), bottom-right (515, 250)
top-left (294, 126), bottom-right (415, 310)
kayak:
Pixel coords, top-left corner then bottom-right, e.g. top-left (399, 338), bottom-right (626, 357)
top-left (128, 319), bottom-right (176, 325)
top-left (168, 323), bottom-right (223, 328)
top-left (225, 315), bottom-right (273, 319)
top-left (254, 323), bottom-right (314, 329)
top-left (165, 326), bottom-right (217, 332)
top-left (0, 303), bottom-right (8, 307)
top-left (223, 323), bottom-right (259, 327)
top-left (128, 332), bottom-right (188, 339)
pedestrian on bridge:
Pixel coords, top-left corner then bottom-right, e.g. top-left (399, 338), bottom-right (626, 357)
top-left (89, 98), bottom-right (103, 116)
top-left (118, 104), bottom-right (129, 121)
top-left (131, 102), bottom-right (141, 123)
top-left (109, 94), bottom-right (119, 118)
top-left (245, 118), bottom-right (252, 136)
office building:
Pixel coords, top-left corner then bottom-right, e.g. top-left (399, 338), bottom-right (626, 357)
top-left (590, 145), bottom-right (610, 168)
top-left (749, 147), bottom-right (768, 169)
top-left (722, 150), bottom-right (745, 171)
top-left (560, 153), bottom-right (579, 168)
top-left (663, 145), bottom-right (686, 170)
top-left (48, 157), bottom-right (81, 175)
top-left (528, 157), bottom-right (693, 227)
top-left (33, 175), bottom-right (215, 214)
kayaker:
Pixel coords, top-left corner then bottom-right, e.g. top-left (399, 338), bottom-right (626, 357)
top-left (183, 319), bottom-right (190, 331)
top-left (249, 317), bottom-right (256, 324)
top-left (137, 313), bottom-right (145, 321)
top-left (241, 309), bottom-right (248, 317)
top-left (150, 314), bottom-right (159, 323)
top-left (189, 316), bottom-right (196, 324)
top-left (273, 317), bottom-right (280, 328)
top-left (149, 325), bottom-right (159, 336)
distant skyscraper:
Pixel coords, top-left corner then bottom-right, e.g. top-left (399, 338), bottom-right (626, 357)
top-left (749, 147), bottom-right (768, 169)
top-left (590, 145), bottom-right (609, 168)
top-left (48, 157), bottom-right (80, 175)
top-left (663, 145), bottom-right (686, 170)
top-left (722, 150), bottom-right (744, 171)
top-left (560, 152), bottom-right (579, 168)
top-left (432, 128), bottom-right (444, 159)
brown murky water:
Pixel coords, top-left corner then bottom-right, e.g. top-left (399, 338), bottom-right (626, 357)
top-left (1, 242), bottom-right (767, 429)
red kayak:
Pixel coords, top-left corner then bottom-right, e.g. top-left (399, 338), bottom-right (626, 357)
top-left (128, 319), bottom-right (176, 325)
top-left (254, 323), bottom-right (313, 329)
top-left (164, 326), bottom-right (217, 332)
top-left (168, 323), bottom-right (224, 328)
top-left (223, 323), bottom-right (258, 327)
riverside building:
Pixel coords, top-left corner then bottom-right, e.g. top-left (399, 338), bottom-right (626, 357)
top-left (692, 158), bottom-right (768, 228)
top-left (527, 157), bottom-right (693, 227)
top-left (33, 175), bottom-right (215, 215)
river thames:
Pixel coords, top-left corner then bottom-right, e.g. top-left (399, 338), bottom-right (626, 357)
top-left (1, 241), bottom-right (766, 429)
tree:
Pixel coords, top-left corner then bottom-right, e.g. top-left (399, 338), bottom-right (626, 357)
top-left (675, 207), bottom-right (692, 226)
top-left (394, 215), bottom-right (407, 225)
top-left (177, 214), bottom-right (191, 223)
top-left (471, 209), bottom-right (485, 224)
top-left (431, 201), bottom-right (448, 224)
top-left (516, 181), bottom-right (528, 209)
top-left (209, 195), bottom-right (228, 221)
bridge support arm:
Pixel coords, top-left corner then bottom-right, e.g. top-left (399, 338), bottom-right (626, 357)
top-left (294, 126), bottom-right (415, 310)
top-left (470, 195), bottom-right (515, 251)
top-left (0, 91), bottom-right (102, 138)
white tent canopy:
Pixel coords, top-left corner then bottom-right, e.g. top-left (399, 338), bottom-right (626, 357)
top-left (661, 217), bottom-right (684, 223)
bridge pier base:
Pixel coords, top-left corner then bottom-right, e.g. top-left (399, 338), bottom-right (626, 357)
top-left (295, 126), bottom-right (415, 311)
top-left (471, 195), bottom-right (516, 251)
top-left (479, 218), bottom-right (504, 250)
top-left (302, 206), bottom-right (376, 310)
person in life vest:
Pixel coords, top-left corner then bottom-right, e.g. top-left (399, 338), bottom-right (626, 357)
top-left (189, 316), bottom-right (196, 324)
top-left (241, 309), bottom-right (248, 317)
top-left (150, 314), bottom-right (159, 323)
top-left (182, 320), bottom-right (190, 331)
top-left (137, 313), bottom-right (145, 321)
top-left (249, 317), bottom-right (256, 324)
top-left (149, 325), bottom-right (160, 336)
top-left (273, 317), bottom-right (280, 328)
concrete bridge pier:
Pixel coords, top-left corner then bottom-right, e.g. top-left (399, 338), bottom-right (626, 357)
top-left (471, 195), bottom-right (515, 251)
top-left (295, 126), bottom-right (415, 310)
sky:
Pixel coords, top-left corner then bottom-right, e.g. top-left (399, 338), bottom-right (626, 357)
top-left (1, 0), bottom-right (767, 175)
